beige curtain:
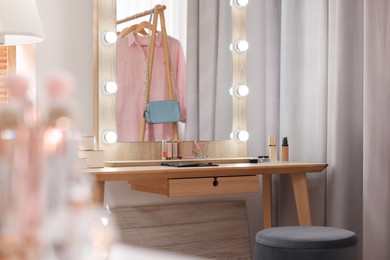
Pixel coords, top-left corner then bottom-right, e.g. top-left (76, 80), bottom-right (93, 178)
top-left (247, 0), bottom-right (329, 227)
top-left (186, 0), bottom-right (232, 141)
top-left (247, 0), bottom-right (390, 259)
top-left (363, 1), bottom-right (390, 259)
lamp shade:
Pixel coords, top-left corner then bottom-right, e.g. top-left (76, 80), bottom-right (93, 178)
top-left (0, 0), bottom-right (45, 45)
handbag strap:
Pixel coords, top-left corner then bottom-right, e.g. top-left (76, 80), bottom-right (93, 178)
top-left (142, 8), bottom-right (157, 112)
top-left (143, 49), bottom-right (178, 107)
top-left (140, 5), bottom-right (179, 141)
top-left (143, 11), bottom-right (178, 109)
top-left (166, 38), bottom-right (179, 103)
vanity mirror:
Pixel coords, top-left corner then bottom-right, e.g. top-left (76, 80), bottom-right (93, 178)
top-left (93, 0), bottom-right (248, 161)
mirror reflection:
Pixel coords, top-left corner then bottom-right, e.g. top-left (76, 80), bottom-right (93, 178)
top-left (113, 0), bottom-right (233, 142)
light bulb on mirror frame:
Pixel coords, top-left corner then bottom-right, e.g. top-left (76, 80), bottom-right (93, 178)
top-left (230, 85), bottom-right (249, 97)
top-left (230, 130), bottom-right (250, 142)
top-left (230, 0), bottom-right (249, 7)
top-left (101, 31), bottom-right (117, 45)
top-left (102, 81), bottom-right (117, 94)
top-left (102, 131), bottom-right (117, 144)
top-left (230, 40), bottom-right (249, 53)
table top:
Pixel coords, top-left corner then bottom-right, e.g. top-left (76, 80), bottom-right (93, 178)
top-left (84, 161), bottom-right (328, 182)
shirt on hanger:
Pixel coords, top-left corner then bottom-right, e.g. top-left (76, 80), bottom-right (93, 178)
top-left (116, 31), bottom-right (186, 142)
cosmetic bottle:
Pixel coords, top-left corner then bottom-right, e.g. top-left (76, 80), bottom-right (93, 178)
top-left (178, 140), bottom-right (183, 159)
top-left (161, 140), bottom-right (167, 159)
top-left (282, 137), bottom-right (289, 161)
top-left (166, 141), bottom-right (173, 159)
top-left (268, 135), bottom-right (277, 162)
top-left (172, 140), bottom-right (178, 159)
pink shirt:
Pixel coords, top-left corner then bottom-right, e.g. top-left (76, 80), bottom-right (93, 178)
top-left (116, 32), bottom-right (186, 142)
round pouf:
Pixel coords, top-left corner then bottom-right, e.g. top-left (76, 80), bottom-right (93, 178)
top-left (255, 226), bottom-right (358, 260)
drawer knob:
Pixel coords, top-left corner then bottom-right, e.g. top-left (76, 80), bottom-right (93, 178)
top-left (213, 177), bottom-right (219, 187)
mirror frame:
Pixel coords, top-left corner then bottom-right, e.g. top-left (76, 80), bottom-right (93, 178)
top-left (93, 0), bottom-right (248, 161)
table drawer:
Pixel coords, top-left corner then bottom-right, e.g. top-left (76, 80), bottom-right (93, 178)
top-left (168, 175), bottom-right (259, 197)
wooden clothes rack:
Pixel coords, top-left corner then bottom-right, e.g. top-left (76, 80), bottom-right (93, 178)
top-left (118, 5), bottom-right (179, 142)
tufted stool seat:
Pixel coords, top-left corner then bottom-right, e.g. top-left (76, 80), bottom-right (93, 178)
top-left (255, 226), bottom-right (358, 260)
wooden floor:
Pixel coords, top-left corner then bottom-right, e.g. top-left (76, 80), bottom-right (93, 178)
top-left (111, 201), bottom-right (252, 259)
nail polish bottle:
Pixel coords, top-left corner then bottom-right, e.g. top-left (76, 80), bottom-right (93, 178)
top-left (281, 137), bottom-right (289, 161)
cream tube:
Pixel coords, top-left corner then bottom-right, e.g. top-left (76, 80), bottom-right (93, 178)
top-left (268, 135), bottom-right (277, 162)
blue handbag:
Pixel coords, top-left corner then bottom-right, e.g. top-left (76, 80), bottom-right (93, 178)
top-left (144, 100), bottom-right (181, 124)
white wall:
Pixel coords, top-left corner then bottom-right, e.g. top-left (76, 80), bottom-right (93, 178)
top-left (35, 1), bottom-right (262, 257)
top-left (36, 0), bottom-right (93, 135)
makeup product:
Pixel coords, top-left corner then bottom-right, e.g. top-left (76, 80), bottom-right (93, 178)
top-left (178, 140), bottom-right (183, 159)
top-left (258, 156), bottom-right (264, 163)
top-left (268, 135), bottom-right (277, 162)
top-left (166, 141), bottom-right (173, 160)
top-left (172, 140), bottom-right (178, 159)
top-left (282, 137), bottom-right (289, 161)
top-left (249, 158), bottom-right (258, 163)
top-left (263, 156), bottom-right (270, 163)
top-left (161, 140), bottom-right (167, 159)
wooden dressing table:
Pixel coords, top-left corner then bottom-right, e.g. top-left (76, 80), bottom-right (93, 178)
top-left (85, 159), bottom-right (328, 229)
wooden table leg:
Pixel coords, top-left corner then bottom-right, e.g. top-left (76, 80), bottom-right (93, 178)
top-left (262, 174), bottom-right (272, 229)
top-left (92, 181), bottom-right (105, 205)
top-left (291, 173), bottom-right (312, 226)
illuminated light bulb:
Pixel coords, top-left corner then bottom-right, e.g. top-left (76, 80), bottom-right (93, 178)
top-left (102, 131), bottom-right (117, 144)
top-left (233, 130), bottom-right (249, 142)
top-left (101, 31), bottom-right (117, 45)
top-left (102, 81), bottom-right (117, 94)
top-left (232, 85), bottom-right (249, 97)
top-left (230, 40), bottom-right (249, 53)
top-left (233, 0), bottom-right (249, 7)
top-left (233, 40), bottom-right (249, 52)
top-left (236, 85), bottom-right (249, 97)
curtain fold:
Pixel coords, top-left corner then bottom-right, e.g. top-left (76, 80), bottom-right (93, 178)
top-left (363, 1), bottom-right (390, 259)
top-left (248, 0), bottom-right (329, 227)
top-left (187, 0), bottom-right (390, 258)
top-left (326, 0), bottom-right (364, 252)
top-left (186, 0), bottom-right (232, 141)
top-left (248, 0), bottom-right (390, 259)
top-left (277, 0), bottom-right (328, 227)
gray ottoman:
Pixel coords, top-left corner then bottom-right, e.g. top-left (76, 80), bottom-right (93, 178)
top-left (255, 226), bottom-right (358, 260)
